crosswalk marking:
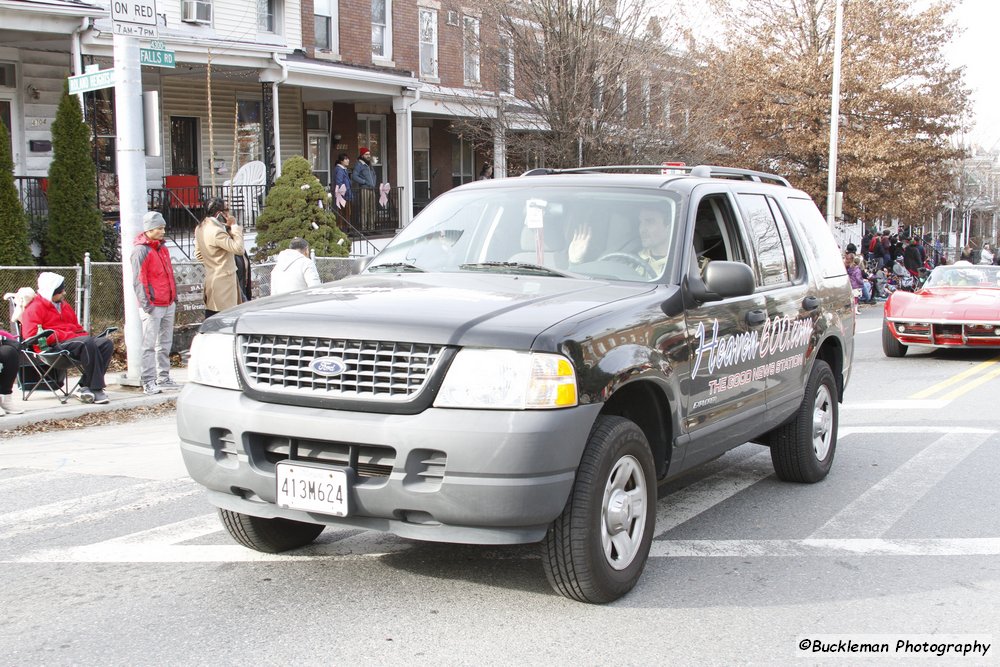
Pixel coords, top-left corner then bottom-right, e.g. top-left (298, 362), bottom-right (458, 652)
top-left (809, 431), bottom-right (991, 539)
top-left (653, 451), bottom-right (773, 537)
top-left (648, 538), bottom-right (1000, 558)
top-left (0, 480), bottom-right (200, 541)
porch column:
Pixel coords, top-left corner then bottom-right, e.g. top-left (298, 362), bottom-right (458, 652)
top-left (392, 87), bottom-right (419, 228)
top-left (493, 119), bottom-right (507, 179)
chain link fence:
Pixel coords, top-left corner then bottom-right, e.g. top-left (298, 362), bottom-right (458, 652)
top-left (0, 265), bottom-right (82, 336)
top-left (1, 256), bottom-right (366, 352)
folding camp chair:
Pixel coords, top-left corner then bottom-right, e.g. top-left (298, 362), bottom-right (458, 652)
top-left (4, 294), bottom-right (117, 404)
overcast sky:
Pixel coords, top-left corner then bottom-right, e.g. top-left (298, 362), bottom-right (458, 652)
top-left (946, 0), bottom-right (998, 150)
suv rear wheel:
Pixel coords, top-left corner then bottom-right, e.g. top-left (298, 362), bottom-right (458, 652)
top-left (219, 509), bottom-right (325, 553)
top-left (541, 415), bottom-right (655, 603)
top-left (769, 360), bottom-right (837, 483)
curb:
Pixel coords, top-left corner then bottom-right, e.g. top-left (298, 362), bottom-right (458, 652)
top-left (0, 393), bottom-right (178, 432)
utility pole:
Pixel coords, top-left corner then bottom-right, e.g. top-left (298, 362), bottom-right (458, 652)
top-left (113, 34), bottom-right (147, 386)
top-left (826, 0), bottom-right (844, 231)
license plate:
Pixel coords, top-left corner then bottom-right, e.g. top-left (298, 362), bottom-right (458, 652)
top-left (275, 462), bottom-right (349, 517)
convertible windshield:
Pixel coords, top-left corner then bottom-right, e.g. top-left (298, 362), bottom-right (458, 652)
top-left (925, 265), bottom-right (1000, 288)
top-left (368, 186), bottom-right (682, 282)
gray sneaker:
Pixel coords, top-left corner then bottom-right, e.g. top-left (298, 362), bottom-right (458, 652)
top-left (143, 381), bottom-right (162, 395)
top-left (92, 389), bottom-right (109, 405)
top-left (156, 378), bottom-right (181, 391)
top-left (75, 386), bottom-right (95, 404)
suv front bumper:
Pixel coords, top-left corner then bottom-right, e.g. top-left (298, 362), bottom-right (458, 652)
top-left (176, 383), bottom-right (601, 544)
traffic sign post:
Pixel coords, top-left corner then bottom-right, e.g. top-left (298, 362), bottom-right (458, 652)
top-left (68, 68), bottom-right (116, 95)
top-left (140, 47), bottom-right (175, 68)
top-left (112, 0), bottom-right (158, 38)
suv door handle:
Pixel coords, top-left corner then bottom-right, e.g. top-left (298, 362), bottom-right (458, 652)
top-left (746, 309), bottom-right (767, 327)
top-left (802, 296), bottom-right (821, 311)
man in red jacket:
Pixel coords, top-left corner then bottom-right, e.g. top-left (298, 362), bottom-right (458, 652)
top-left (21, 271), bottom-right (114, 404)
top-left (131, 211), bottom-right (178, 395)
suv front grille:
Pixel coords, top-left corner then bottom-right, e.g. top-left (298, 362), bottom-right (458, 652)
top-left (239, 335), bottom-right (445, 401)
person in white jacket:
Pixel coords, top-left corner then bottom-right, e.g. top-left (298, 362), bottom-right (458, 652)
top-left (270, 238), bottom-right (322, 295)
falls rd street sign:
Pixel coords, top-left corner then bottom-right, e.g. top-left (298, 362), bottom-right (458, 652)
top-left (68, 69), bottom-right (116, 95)
top-left (140, 48), bottom-right (175, 68)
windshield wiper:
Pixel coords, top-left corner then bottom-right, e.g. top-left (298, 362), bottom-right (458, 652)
top-left (367, 262), bottom-right (426, 273)
top-left (459, 261), bottom-right (575, 278)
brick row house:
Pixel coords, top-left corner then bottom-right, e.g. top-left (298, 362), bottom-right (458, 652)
top-left (1, 0), bottom-right (522, 250)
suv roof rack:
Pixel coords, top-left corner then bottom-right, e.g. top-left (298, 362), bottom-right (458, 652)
top-left (520, 164), bottom-right (790, 187)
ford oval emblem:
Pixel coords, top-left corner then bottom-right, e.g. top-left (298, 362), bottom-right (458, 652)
top-left (309, 356), bottom-right (347, 377)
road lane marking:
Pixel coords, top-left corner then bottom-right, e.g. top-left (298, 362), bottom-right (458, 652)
top-left (841, 399), bottom-right (948, 410)
top-left (104, 513), bottom-right (221, 545)
top-left (9, 537), bottom-right (1000, 563)
top-left (0, 480), bottom-right (200, 541)
top-left (653, 451), bottom-right (774, 538)
top-left (938, 364), bottom-right (1000, 401)
top-left (839, 426), bottom-right (993, 437)
top-left (857, 326), bottom-right (883, 334)
top-left (909, 355), bottom-right (1000, 399)
top-left (648, 538), bottom-right (1000, 558)
top-left (809, 431), bottom-right (991, 539)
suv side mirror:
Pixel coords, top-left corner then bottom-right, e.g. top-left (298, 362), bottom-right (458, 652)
top-left (688, 261), bottom-right (756, 302)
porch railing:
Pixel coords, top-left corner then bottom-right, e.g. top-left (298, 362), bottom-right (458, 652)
top-left (14, 177), bottom-right (401, 260)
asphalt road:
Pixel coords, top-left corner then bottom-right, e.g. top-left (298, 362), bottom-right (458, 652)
top-left (2, 305), bottom-right (998, 665)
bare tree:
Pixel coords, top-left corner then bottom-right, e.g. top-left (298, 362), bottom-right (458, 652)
top-left (452, 0), bottom-right (700, 171)
top-left (696, 0), bottom-right (969, 227)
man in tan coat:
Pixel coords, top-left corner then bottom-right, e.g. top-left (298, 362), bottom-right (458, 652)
top-left (196, 198), bottom-right (245, 317)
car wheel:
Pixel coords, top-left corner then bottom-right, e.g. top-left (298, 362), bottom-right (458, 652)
top-left (541, 415), bottom-right (656, 604)
top-left (882, 320), bottom-right (908, 357)
top-left (769, 360), bottom-right (837, 483)
top-left (218, 508), bottom-right (325, 553)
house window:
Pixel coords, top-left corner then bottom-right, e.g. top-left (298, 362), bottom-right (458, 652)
top-left (0, 63), bottom-right (15, 88)
top-left (498, 30), bottom-right (514, 95)
top-left (372, 0), bottom-right (393, 61)
top-left (451, 136), bottom-right (474, 187)
top-left (237, 99), bottom-right (262, 165)
top-left (307, 111), bottom-right (330, 186)
top-left (258, 0), bottom-right (280, 33)
top-left (463, 15), bottom-right (480, 86)
top-left (86, 88), bottom-right (116, 174)
top-left (315, 0), bottom-right (338, 52)
top-left (418, 8), bottom-right (438, 79)
top-left (413, 127), bottom-right (430, 202)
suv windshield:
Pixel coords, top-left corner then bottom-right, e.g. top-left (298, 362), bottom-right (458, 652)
top-left (368, 186), bottom-right (682, 282)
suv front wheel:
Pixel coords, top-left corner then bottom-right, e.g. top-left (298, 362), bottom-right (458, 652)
top-left (541, 415), bottom-right (656, 604)
top-left (768, 360), bottom-right (838, 483)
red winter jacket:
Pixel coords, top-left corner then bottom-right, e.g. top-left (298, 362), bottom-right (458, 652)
top-left (131, 231), bottom-right (176, 310)
top-left (20, 296), bottom-right (87, 351)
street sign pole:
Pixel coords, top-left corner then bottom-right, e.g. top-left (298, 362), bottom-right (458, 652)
top-left (113, 34), bottom-right (147, 385)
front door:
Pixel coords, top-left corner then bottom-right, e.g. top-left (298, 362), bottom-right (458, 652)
top-left (681, 190), bottom-right (767, 467)
top-left (170, 117), bottom-right (199, 175)
top-left (356, 114), bottom-right (386, 183)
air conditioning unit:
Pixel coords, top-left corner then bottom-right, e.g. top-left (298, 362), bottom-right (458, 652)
top-left (446, 10), bottom-right (460, 26)
top-left (182, 0), bottom-right (212, 24)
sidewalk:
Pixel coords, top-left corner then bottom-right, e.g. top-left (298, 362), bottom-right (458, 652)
top-left (0, 367), bottom-right (187, 432)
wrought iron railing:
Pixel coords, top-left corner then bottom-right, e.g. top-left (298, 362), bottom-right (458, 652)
top-left (14, 177), bottom-right (400, 260)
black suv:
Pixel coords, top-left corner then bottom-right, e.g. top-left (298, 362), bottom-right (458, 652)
top-left (177, 165), bottom-right (855, 603)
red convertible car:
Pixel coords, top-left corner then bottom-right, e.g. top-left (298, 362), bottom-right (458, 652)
top-left (883, 263), bottom-right (1000, 357)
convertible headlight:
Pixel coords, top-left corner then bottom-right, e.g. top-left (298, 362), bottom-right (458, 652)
top-left (188, 333), bottom-right (240, 390)
top-left (435, 349), bottom-right (577, 409)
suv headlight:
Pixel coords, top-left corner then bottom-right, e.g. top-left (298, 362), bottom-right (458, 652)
top-left (435, 349), bottom-right (577, 409)
top-left (188, 333), bottom-right (240, 390)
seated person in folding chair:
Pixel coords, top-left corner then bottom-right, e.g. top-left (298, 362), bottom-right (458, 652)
top-left (20, 272), bottom-right (115, 405)
top-left (0, 333), bottom-right (24, 416)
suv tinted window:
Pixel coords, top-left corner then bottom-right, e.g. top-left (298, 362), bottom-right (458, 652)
top-left (739, 193), bottom-right (790, 286)
top-left (784, 196), bottom-right (847, 278)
